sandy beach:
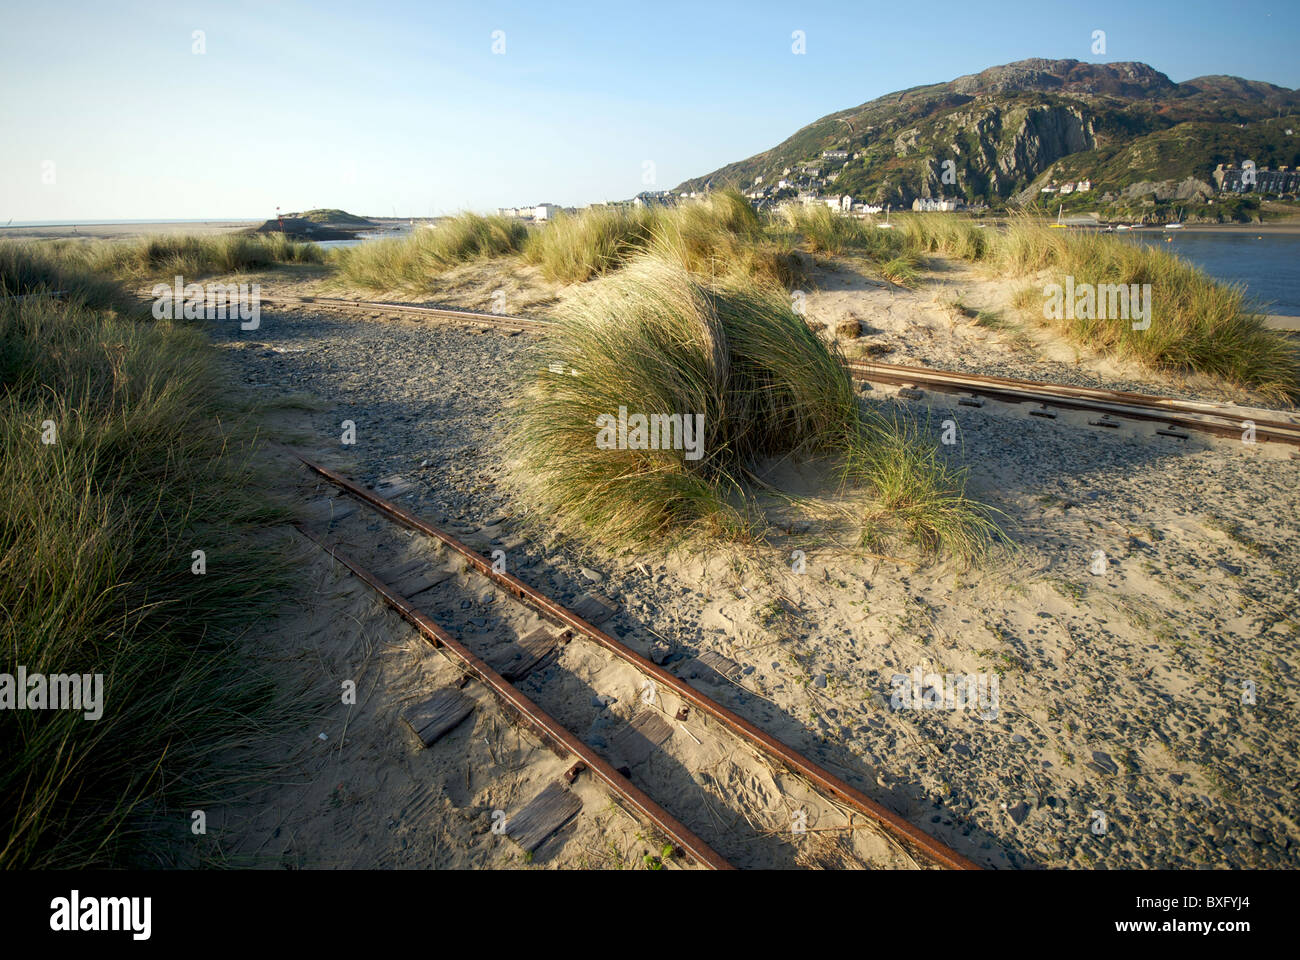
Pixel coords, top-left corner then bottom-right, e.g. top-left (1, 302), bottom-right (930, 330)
top-left (164, 250), bottom-right (1300, 871)
top-left (0, 220), bottom-right (263, 241)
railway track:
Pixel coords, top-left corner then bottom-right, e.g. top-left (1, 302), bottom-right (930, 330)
top-left (293, 454), bottom-right (979, 870)
top-left (257, 293), bottom-right (1300, 447)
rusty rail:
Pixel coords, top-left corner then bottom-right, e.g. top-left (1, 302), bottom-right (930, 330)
top-left (256, 293), bottom-right (1297, 447)
top-left (847, 359), bottom-right (1300, 446)
top-left (299, 455), bottom-right (980, 870)
top-left (295, 522), bottom-right (734, 870)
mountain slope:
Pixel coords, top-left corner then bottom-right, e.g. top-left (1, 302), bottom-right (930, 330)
top-left (676, 59), bottom-right (1300, 211)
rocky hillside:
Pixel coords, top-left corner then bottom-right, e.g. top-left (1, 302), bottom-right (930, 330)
top-left (677, 59), bottom-right (1300, 213)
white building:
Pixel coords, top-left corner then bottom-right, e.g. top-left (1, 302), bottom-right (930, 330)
top-left (1059, 182), bottom-right (1075, 195)
top-left (1076, 180), bottom-right (1092, 192)
top-left (911, 197), bottom-right (959, 212)
top-left (534, 203), bottom-right (560, 220)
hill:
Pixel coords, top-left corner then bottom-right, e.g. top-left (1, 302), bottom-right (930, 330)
top-left (290, 209), bottom-right (378, 227)
top-left (676, 59), bottom-right (1300, 218)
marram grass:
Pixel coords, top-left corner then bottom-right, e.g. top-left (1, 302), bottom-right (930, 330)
top-left (896, 214), bottom-right (1299, 401)
top-left (508, 255), bottom-right (1001, 558)
top-left (334, 212), bottom-right (528, 290)
top-left (0, 244), bottom-right (288, 868)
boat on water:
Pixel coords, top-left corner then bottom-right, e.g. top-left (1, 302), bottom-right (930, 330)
top-left (1164, 208), bottom-right (1184, 230)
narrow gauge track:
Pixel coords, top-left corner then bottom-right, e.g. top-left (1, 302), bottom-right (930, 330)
top-left (256, 293), bottom-right (1300, 447)
top-left (294, 455), bottom-right (979, 870)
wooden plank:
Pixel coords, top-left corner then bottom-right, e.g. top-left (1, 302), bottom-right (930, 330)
top-left (680, 650), bottom-right (739, 686)
top-left (374, 474), bottom-right (414, 499)
top-left (610, 710), bottom-right (674, 768)
top-left (506, 781), bottom-right (583, 853)
top-left (391, 566), bottom-right (453, 599)
top-left (403, 688), bottom-right (476, 747)
top-left (302, 497), bottom-right (358, 524)
top-left (570, 592), bottom-right (617, 626)
top-left (487, 627), bottom-right (557, 681)
top-left (375, 557), bottom-right (425, 583)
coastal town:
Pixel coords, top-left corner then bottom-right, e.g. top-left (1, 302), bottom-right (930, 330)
top-left (495, 151), bottom-right (1298, 225)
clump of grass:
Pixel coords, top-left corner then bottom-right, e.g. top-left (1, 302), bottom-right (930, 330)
top-left (897, 215), bottom-right (991, 261)
top-left (845, 414), bottom-right (1004, 558)
top-left (0, 241), bottom-right (131, 311)
top-left (881, 254), bottom-right (921, 288)
top-left (776, 204), bottom-right (903, 261)
top-left (898, 214), bottom-right (1299, 400)
top-left (0, 248), bottom-right (285, 867)
top-left (335, 213), bottom-right (527, 290)
top-left (523, 190), bottom-right (812, 288)
top-left (509, 254), bottom-right (1000, 559)
top-left (523, 204), bottom-right (662, 283)
top-left (649, 194), bottom-right (811, 288)
top-left (88, 232), bottom-right (323, 279)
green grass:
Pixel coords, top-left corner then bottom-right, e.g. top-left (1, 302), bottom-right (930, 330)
top-left (523, 190), bottom-right (815, 288)
top-left (334, 212), bottom-right (528, 289)
top-left (775, 204), bottom-right (904, 261)
top-left (85, 232), bottom-right (324, 280)
top-left (0, 244), bottom-right (286, 867)
top-left (895, 214), bottom-right (1299, 400)
top-left (508, 254), bottom-right (1001, 560)
top-left (522, 203), bottom-right (662, 283)
top-left (880, 254), bottom-right (921, 288)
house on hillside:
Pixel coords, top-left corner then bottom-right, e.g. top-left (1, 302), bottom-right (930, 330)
top-left (912, 197), bottom-right (960, 212)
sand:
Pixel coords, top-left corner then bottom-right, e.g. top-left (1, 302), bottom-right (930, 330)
top-left (173, 251), bottom-right (1298, 869)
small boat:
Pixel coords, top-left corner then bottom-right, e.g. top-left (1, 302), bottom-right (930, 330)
top-left (1115, 224), bottom-right (1132, 231)
top-left (1048, 203), bottom-right (1067, 228)
top-left (1164, 208), bottom-right (1184, 230)
top-left (876, 205), bottom-right (893, 229)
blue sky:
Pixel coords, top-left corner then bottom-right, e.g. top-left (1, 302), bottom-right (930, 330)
top-left (2, 0), bottom-right (1297, 221)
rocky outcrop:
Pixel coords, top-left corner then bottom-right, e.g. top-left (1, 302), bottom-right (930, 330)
top-left (1120, 177), bottom-right (1214, 202)
top-left (996, 106), bottom-right (1095, 189)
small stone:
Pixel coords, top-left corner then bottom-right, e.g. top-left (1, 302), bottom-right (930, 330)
top-left (580, 567), bottom-right (604, 583)
top-left (648, 642), bottom-right (671, 665)
top-left (1008, 801), bottom-right (1030, 825)
top-left (813, 673), bottom-right (827, 689)
top-left (1011, 734), bottom-right (1027, 743)
top-left (1089, 751), bottom-right (1119, 775)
